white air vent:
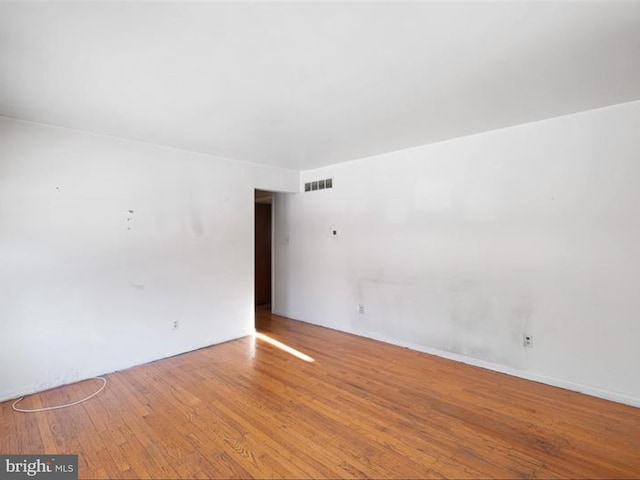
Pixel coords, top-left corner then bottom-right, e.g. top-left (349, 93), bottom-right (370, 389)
top-left (304, 178), bottom-right (333, 193)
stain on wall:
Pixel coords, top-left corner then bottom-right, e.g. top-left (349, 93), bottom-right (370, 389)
top-left (355, 277), bottom-right (531, 368)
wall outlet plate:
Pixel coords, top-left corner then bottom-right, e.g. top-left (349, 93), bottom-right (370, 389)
top-left (523, 334), bottom-right (533, 347)
top-left (173, 320), bottom-right (180, 330)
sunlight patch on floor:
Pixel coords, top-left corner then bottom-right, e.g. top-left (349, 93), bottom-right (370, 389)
top-left (255, 332), bottom-right (315, 362)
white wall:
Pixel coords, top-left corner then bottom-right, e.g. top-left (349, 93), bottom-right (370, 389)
top-left (0, 117), bottom-right (298, 401)
top-left (274, 100), bottom-right (640, 407)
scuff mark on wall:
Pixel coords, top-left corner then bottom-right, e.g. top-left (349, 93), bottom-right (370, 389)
top-left (126, 209), bottom-right (135, 230)
top-left (355, 276), bottom-right (532, 369)
top-left (448, 279), bottom-right (532, 369)
top-left (187, 210), bottom-right (204, 237)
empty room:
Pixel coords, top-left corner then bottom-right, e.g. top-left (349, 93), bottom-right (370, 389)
top-left (1, 1), bottom-right (640, 479)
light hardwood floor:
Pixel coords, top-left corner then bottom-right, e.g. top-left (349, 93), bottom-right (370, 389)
top-left (2, 309), bottom-right (640, 479)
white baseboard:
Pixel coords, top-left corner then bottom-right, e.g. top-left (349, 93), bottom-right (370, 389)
top-left (280, 314), bottom-right (640, 409)
top-left (368, 332), bottom-right (640, 408)
top-left (0, 329), bottom-right (253, 403)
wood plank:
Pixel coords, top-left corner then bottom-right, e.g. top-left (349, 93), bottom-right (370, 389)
top-left (1, 308), bottom-right (639, 479)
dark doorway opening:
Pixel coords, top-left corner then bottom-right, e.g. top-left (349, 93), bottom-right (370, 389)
top-left (254, 190), bottom-right (273, 307)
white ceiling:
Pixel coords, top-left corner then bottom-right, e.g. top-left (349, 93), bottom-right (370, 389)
top-left (1, 1), bottom-right (639, 171)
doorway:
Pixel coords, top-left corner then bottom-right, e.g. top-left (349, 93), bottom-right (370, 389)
top-left (254, 190), bottom-right (273, 307)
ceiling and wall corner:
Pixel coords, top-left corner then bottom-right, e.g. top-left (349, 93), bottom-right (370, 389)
top-left (0, 1), bottom-right (639, 170)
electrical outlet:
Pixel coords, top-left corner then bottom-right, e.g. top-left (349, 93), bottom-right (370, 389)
top-left (173, 320), bottom-right (180, 331)
top-left (523, 334), bottom-right (533, 348)
top-left (358, 304), bottom-right (365, 315)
